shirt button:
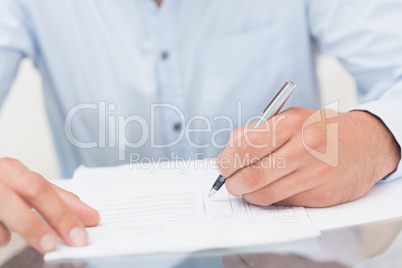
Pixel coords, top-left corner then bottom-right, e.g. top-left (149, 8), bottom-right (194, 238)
top-left (161, 51), bottom-right (169, 61)
top-left (173, 122), bottom-right (182, 132)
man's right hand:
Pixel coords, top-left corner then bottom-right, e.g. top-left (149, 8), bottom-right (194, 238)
top-left (0, 158), bottom-right (100, 253)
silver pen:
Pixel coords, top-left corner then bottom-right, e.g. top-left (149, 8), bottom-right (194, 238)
top-left (209, 81), bottom-right (297, 197)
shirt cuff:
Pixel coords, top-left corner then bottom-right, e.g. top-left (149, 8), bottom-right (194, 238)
top-left (349, 99), bottom-right (402, 183)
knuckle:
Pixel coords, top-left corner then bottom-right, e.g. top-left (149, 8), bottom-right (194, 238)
top-left (0, 157), bottom-right (20, 167)
top-left (292, 141), bottom-right (308, 159)
top-left (58, 189), bottom-right (80, 201)
top-left (286, 107), bottom-right (308, 123)
top-left (243, 168), bottom-right (262, 190)
top-left (68, 192), bottom-right (80, 200)
top-left (24, 176), bottom-right (50, 198)
top-left (314, 165), bottom-right (332, 180)
top-left (303, 122), bottom-right (327, 152)
top-left (243, 131), bottom-right (260, 150)
top-left (0, 158), bottom-right (23, 173)
top-left (238, 143), bottom-right (253, 164)
top-left (54, 208), bottom-right (76, 228)
top-left (242, 133), bottom-right (266, 158)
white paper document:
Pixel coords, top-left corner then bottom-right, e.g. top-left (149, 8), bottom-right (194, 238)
top-left (46, 163), bottom-right (320, 261)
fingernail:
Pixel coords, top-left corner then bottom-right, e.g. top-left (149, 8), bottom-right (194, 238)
top-left (40, 233), bottom-right (57, 252)
top-left (69, 227), bottom-right (88, 247)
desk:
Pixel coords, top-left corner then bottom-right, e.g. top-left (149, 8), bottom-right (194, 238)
top-left (1, 217), bottom-right (402, 268)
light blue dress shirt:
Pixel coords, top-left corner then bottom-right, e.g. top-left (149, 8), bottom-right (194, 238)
top-left (0, 0), bottom-right (402, 179)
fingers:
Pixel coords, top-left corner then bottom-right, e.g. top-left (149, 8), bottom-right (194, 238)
top-left (0, 221), bottom-right (11, 247)
top-left (0, 159), bottom-right (89, 249)
top-left (225, 133), bottom-right (313, 196)
top-left (242, 170), bottom-right (317, 207)
top-left (225, 142), bottom-right (301, 196)
top-left (0, 183), bottom-right (58, 252)
top-left (51, 184), bottom-right (100, 227)
top-left (217, 114), bottom-right (292, 178)
top-left (14, 173), bottom-right (88, 248)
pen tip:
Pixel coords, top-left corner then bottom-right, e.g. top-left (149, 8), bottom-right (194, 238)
top-left (208, 189), bottom-right (217, 198)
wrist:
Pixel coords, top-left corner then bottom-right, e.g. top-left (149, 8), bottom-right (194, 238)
top-left (348, 111), bottom-right (401, 181)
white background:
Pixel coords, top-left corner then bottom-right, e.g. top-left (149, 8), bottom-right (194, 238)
top-left (0, 56), bottom-right (357, 180)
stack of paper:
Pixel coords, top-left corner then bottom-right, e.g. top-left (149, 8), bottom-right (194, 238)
top-left (46, 162), bottom-right (319, 261)
top-left (46, 161), bottom-right (402, 261)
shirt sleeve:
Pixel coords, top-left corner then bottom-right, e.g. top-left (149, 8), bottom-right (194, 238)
top-left (0, 0), bottom-right (36, 109)
top-left (308, 0), bottom-right (402, 182)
